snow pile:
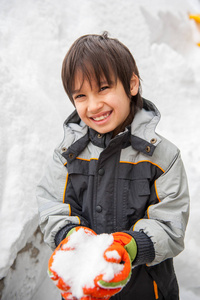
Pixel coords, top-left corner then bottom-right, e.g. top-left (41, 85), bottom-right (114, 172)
top-left (0, 229), bottom-right (54, 300)
top-left (0, 0), bottom-right (200, 299)
top-left (50, 229), bottom-right (124, 298)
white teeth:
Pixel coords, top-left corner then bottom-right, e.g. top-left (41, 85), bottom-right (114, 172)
top-left (93, 113), bottom-right (110, 121)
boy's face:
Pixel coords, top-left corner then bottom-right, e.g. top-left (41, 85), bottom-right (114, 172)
top-left (72, 72), bottom-right (139, 135)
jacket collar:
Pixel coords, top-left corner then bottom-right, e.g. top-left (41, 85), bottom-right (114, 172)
top-left (129, 99), bottom-right (161, 156)
top-left (62, 98), bottom-right (161, 161)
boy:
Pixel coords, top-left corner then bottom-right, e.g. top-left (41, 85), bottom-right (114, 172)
top-left (37, 32), bottom-right (189, 300)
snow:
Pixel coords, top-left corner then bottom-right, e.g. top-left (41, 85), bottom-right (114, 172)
top-left (0, 0), bottom-right (200, 299)
top-left (50, 229), bottom-right (124, 298)
top-left (105, 250), bottom-right (121, 261)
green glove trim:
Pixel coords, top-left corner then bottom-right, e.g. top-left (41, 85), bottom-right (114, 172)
top-left (98, 271), bottom-right (131, 289)
top-left (124, 237), bottom-right (137, 262)
top-left (66, 227), bottom-right (77, 237)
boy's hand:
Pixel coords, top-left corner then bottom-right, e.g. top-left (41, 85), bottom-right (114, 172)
top-left (91, 232), bottom-right (137, 291)
top-left (111, 232), bottom-right (137, 263)
top-left (48, 229), bottom-right (135, 300)
top-left (81, 233), bottom-right (136, 298)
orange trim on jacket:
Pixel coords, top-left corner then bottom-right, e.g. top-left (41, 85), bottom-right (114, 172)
top-left (153, 280), bottom-right (159, 299)
top-left (120, 159), bottom-right (165, 173)
top-left (63, 173), bottom-right (69, 203)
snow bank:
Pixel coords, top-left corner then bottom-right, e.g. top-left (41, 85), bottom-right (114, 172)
top-left (0, 0), bottom-right (200, 299)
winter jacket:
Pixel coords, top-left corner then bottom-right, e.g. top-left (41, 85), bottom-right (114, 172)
top-left (37, 98), bottom-right (189, 300)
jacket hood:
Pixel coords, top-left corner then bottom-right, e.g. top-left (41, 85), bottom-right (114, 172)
top-left (129, 99), bottom-right (161, 155)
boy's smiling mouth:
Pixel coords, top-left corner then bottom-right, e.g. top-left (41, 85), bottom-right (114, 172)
top-left (91, 111), bottom-right (112, 122)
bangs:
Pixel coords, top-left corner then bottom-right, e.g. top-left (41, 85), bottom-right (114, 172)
top-left (64, 46), bottom-right (118, 99)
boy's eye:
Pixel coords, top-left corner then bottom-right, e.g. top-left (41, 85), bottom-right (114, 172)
top-left (100, 86), bottom-right (109, 92)
top-left (74, 94), bottom-right (85, 100)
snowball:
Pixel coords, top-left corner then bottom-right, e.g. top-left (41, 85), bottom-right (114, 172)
top-left (51, 229), bottom-right (124, 298)
top-left (105, 250), bottom-right (121, 260)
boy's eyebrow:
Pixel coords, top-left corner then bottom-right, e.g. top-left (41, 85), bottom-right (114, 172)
top-left (72, 88), bottom-right (81, 95)
top-left (100, 79), bottom-right (114, 86)
top-left (72, 83), bottom-right (85, 95)
top-left (100, 80), bottom-right (108, 85)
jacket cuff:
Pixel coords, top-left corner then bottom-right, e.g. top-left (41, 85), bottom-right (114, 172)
top-left (54, 224), bottom-right (78, 247)
top-left (124, 230), bottom-right (155, 265)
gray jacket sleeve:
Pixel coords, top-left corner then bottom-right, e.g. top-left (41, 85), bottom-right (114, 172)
top-left (133, 150), bottom-right (190, 266)
top-left (36, 149), bottom-right (83, 250)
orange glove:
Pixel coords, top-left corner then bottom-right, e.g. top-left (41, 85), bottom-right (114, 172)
top-left (48, 229), bottom-right (136, 300)
top-left (48, 227), bottom-right (121, 300)
top-left (111, 232), bottom-right (137, 263)
top-left (49, 227), bottom-right (117, 300)
top-left (81, 232), bottom-right (137, 298)
top-left (89, 232), bottom-right (137, 292)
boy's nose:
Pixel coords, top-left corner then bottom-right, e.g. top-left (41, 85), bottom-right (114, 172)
top-left (87, 97), bottom-right (103, 113)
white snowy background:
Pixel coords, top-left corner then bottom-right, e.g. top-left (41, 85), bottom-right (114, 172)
top-left (0, 0), bottom-right (200, 299)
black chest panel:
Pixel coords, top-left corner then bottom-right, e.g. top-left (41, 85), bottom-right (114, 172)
top-left (65, 146), bottom-right (163, 234)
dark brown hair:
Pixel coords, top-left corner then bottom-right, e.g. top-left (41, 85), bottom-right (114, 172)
top-left (61, 32), bottom-right (143, 130)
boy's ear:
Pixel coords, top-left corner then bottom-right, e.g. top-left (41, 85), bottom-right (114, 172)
top-left (130, 73), bottom-right (139, 96)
